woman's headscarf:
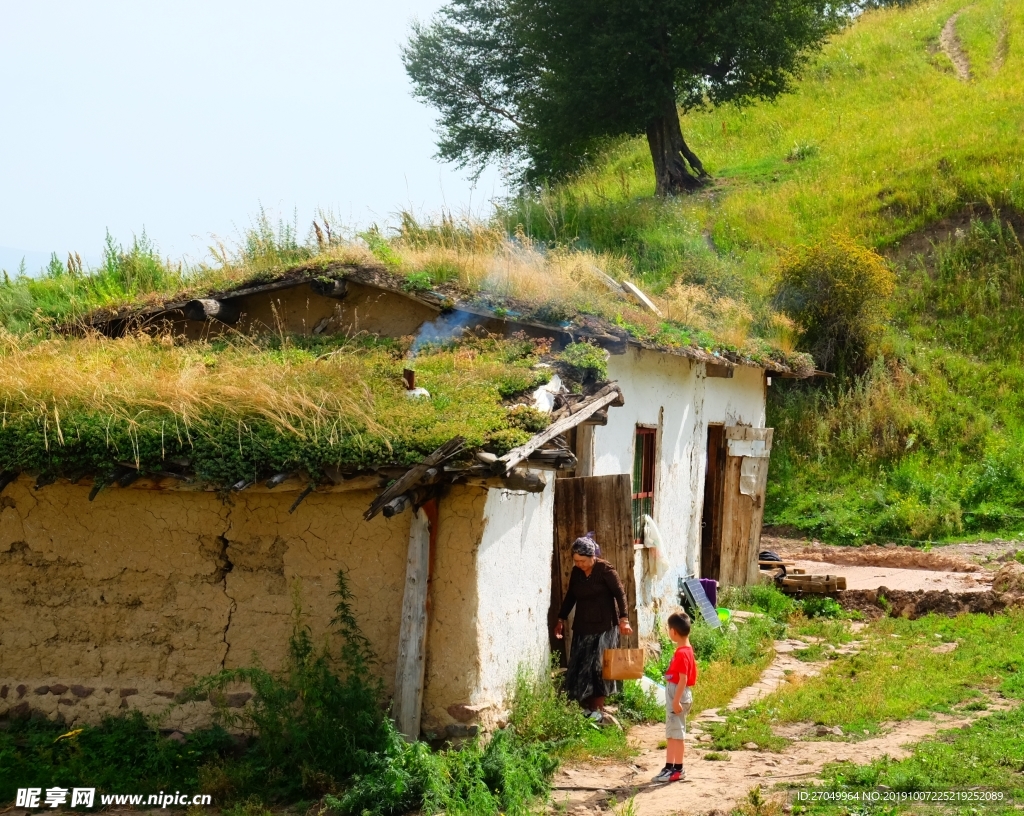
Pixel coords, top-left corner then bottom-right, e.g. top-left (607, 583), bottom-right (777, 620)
top-left (571, 531), bottom-right (601, 558)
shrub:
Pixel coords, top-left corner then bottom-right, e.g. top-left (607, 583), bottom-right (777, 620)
top-left (801, 596), bottom-right (844, 619)
top-left (720, 583), bottom-right (797, 623)
top-left (182, 570), bottom-right (391, 800)
top-left (773, 235), bottom-right (895, 376)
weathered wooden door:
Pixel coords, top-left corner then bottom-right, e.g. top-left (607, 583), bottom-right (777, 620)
top-left (717, 427), bottom-right (774, 588)
top-left (700, 424), bottom-right (727, 581)
top-left (548, 475), bottom-right (638, 665)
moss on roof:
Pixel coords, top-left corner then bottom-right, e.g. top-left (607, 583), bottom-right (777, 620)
top-left (0, 331), bottom-right (554, 485)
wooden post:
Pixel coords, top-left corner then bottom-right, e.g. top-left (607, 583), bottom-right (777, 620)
top-left (393, 503), bottom-right (434, 740)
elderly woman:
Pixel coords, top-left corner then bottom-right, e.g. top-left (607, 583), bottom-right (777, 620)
top-left (554, 534), bottom-right (633, 720)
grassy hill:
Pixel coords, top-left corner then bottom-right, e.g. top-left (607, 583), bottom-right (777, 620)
top-left (1, 0), bottom-right (1020, 543)
top-left (499, 0), bottom-right (1024, 544)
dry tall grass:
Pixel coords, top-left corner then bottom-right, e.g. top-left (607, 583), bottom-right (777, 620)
top-left (0, 330), bottom-right (381, 444)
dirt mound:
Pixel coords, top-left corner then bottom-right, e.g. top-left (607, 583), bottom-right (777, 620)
top-left (768, 540), bottom-right (980, 573)
top-left (839, 587), bottom-right (1013, 620)
top-left (993, 562), bottom-right (1024, 594)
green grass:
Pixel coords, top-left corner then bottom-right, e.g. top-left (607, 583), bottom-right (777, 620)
top-left (0, 332), bottom-right (554, 486)
top-left (704, 611), bottom-right (1024, 754)
top-left (767, 218), bottom-right (1024, 543)
top-left (796, 705), bottom-right (1024, 815)
top-left (6, 0), bottom-right (1023, 537)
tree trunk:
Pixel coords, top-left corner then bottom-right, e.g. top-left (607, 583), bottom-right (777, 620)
top-left (645, 97), bottom-right (709, 196)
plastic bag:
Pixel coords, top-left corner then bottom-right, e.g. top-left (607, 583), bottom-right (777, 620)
top-left (643, 514), bottom-right (671, 578)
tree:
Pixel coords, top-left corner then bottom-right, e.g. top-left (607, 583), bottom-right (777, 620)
top-left (404, 0), bottom-right (844, 195)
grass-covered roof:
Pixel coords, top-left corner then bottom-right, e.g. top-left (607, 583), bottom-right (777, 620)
top-left (0, 330), bottom-right (562, 486)
top-left (0, 215), bottom-right (814, 376)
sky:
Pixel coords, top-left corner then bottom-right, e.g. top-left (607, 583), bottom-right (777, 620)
top-left (0, 0), bottom-right (503, 273)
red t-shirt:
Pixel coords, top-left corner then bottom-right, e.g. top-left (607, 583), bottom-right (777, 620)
top-left (665, 644), bottom-right (698, 686)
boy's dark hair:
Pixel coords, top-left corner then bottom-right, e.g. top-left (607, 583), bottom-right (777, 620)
top-left (667, 612), bottom-right (691, 637)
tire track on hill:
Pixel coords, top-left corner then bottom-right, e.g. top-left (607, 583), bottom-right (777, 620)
top-left (940, 11), bottom-right (972, 81)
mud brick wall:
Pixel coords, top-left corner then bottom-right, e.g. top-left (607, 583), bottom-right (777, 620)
top-left (0, 479), bottom-right (416, 728)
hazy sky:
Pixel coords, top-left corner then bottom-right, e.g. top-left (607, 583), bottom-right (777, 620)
top-left (0, 0), bottom-right (502, 272)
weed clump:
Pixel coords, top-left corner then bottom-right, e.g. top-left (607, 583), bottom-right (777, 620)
top-left (556, 342), bottom-right (608, 384)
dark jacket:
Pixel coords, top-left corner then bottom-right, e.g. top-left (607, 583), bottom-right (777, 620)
top-left (557, 559), bottom-right (628, 636)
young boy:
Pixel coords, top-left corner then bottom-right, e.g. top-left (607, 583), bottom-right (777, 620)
top-left (652, 612), bottom-right (697, 783)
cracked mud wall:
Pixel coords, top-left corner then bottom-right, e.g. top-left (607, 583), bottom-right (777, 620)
top-left (0, 479), bottom-right (409, 727)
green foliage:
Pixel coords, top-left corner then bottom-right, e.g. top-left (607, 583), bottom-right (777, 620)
top-left (505, 670), bottom-right (589, 746)
top-left (556, 342), bottom-right (608, 384)
top-left (907, 216), bottom-right (1024, 363)
top-left (718, 612), bottom-right (1024, 749)
top-left (0, 231), bottom-right (184, 332)
top-left (800, 596), bottom-right (844, 619)
top-left (768, 219), bottom-right (1024, 544)
top-left (0, 334), bottom-right (547, 486)
top-left (610, 681), bottom-right (663, 725)
top-left (0, 713), bottom-right (234, 802)
top-left (803, 704), bottom-right (1024, 808)
top-left (0, 573), bottom-right (572, 815)
top-left (646, 614), bottom-right (782, 683)
top-left (403, 270), bottom-right (433, 292)
top-left (403, 0), bottom-right (843, 186)
top-left (181, 570), bottom-right (391, 800)
top-left (235, 208), bottom-right (312, 274)
top-left (719, 583), bottom-right (798, 623)
top-left (773, 236), bottom-right (895, 376)
top-left (361, 226), bottom-right (403, 271)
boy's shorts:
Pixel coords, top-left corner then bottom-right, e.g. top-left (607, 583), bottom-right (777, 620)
top-left (665, 681), bottom-right (692, 740)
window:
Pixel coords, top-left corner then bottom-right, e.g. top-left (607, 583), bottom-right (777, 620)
top-left (631, 426), bottom-right (656, 542)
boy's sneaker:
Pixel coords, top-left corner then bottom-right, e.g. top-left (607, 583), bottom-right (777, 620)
top-left (668, 767), bottom-right (686, 782)
top-left (651, 766), bottom-right (674, 783)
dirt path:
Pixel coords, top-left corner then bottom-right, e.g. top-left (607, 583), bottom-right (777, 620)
top-left (940, 11), bottom-right (972, 81)
top-left (550, 631), bottom-right (1012, 816)
top-left (787, 558), bottom-right (990, 593)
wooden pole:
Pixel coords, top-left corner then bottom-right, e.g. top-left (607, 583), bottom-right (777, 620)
top-left (393, 502), bottom-right (435, 740)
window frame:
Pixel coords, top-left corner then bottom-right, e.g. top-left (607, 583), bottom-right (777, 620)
top-left (631, 426), bottom-right (657, 543)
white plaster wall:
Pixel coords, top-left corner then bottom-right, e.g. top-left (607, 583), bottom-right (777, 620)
top-left (471, 470), bottom-right (554, 707)
top-left (596, 348), bottom-right (766, 637)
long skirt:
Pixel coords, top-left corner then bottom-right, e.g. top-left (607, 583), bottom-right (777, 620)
top-left (564, 627), bottom-right (620, 705)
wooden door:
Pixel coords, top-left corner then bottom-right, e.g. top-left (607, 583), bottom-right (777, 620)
top-left (717, 427), bottom-right (774, 588)
top-left (700, 424), bottom-right (727, 581)
top-left (550, 475), bottom-right (638, 664)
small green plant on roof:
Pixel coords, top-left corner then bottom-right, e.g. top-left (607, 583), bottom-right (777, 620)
top-left (557, 342), bottom-right (608, 384)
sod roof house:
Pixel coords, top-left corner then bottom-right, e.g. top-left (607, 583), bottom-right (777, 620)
top-left (0, 259), bottom-right (811, 739)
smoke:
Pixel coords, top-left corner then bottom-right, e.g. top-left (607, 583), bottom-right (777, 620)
top-left (408, 310), bottom-right (480, 357)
